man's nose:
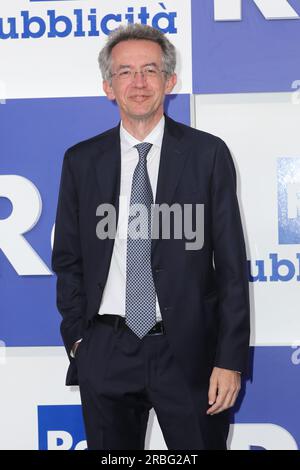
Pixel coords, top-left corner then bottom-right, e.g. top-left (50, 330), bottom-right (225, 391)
top-left (132, 71), bottom-right (147, 86)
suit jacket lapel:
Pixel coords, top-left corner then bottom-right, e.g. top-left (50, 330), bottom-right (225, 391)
top-left (92, 123), bottom-right (122, 233)
top-left (151, 114), bottom-right (190, 256)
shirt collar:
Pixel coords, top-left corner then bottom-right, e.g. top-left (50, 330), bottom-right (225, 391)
top-left (120, 115), bottom-right (165, 153)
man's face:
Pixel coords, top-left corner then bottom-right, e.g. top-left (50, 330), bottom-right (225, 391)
top-left (103, 39), bottom-right (177, 122)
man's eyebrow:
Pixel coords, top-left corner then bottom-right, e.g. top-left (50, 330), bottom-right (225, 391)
top-left (116, 62), bottom-right (159, 70)
top-left (143, 62), bottom-right (159, 67)
top-left (117, 64), bottom-right (131, 70)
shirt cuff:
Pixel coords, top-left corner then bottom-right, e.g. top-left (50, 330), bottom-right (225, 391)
top-left (70, 339), bottom-right (83, 358)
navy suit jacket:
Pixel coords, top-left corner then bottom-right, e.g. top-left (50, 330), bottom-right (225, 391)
top-left (51, 114), bottom-right (250, 387)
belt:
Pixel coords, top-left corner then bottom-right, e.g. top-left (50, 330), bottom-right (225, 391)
top-left (97, 314), bottom-right (165, 336)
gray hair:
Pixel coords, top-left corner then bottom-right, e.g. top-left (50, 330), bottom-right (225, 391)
top-left (98, 23), bottom-right (176, 84)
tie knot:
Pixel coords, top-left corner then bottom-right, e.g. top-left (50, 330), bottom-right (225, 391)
top-left (134, 142), bottom-right (153, 160)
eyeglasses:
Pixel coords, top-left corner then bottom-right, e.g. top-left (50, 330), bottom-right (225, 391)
top-left (111, 65), bottom-right (167, 81)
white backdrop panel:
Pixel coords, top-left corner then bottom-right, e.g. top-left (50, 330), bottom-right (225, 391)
top-left (0, 0), bottom-right (192, 99)
top-left (194, 92), bottom-right (300, 346)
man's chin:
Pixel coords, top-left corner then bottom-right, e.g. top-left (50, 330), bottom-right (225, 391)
top-left (128, 110), bottom-right (155, 121)
top-left (121, 101), bottom-right (164, 122)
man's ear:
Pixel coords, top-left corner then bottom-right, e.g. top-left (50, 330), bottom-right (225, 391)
top-left (165, 73), bottom-right (177, 94)
top-left (103, 80), bottom-right (115, 100)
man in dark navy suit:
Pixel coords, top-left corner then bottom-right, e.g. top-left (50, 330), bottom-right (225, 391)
top-left (52, 23), bottom-right (250, 450)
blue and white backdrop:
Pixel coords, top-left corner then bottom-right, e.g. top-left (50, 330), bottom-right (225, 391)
top-left (0, 0), bottom-right (300, 450)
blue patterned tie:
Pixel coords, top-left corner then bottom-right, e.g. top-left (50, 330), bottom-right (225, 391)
top-left (125, 142), bottom-right (156, 338)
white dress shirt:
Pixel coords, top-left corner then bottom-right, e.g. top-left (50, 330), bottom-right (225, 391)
top-left (97, 115), bottom-right (165, 321)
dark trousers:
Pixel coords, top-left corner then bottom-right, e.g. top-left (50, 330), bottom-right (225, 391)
top-left (75, 315), bottom-right (230, 450)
